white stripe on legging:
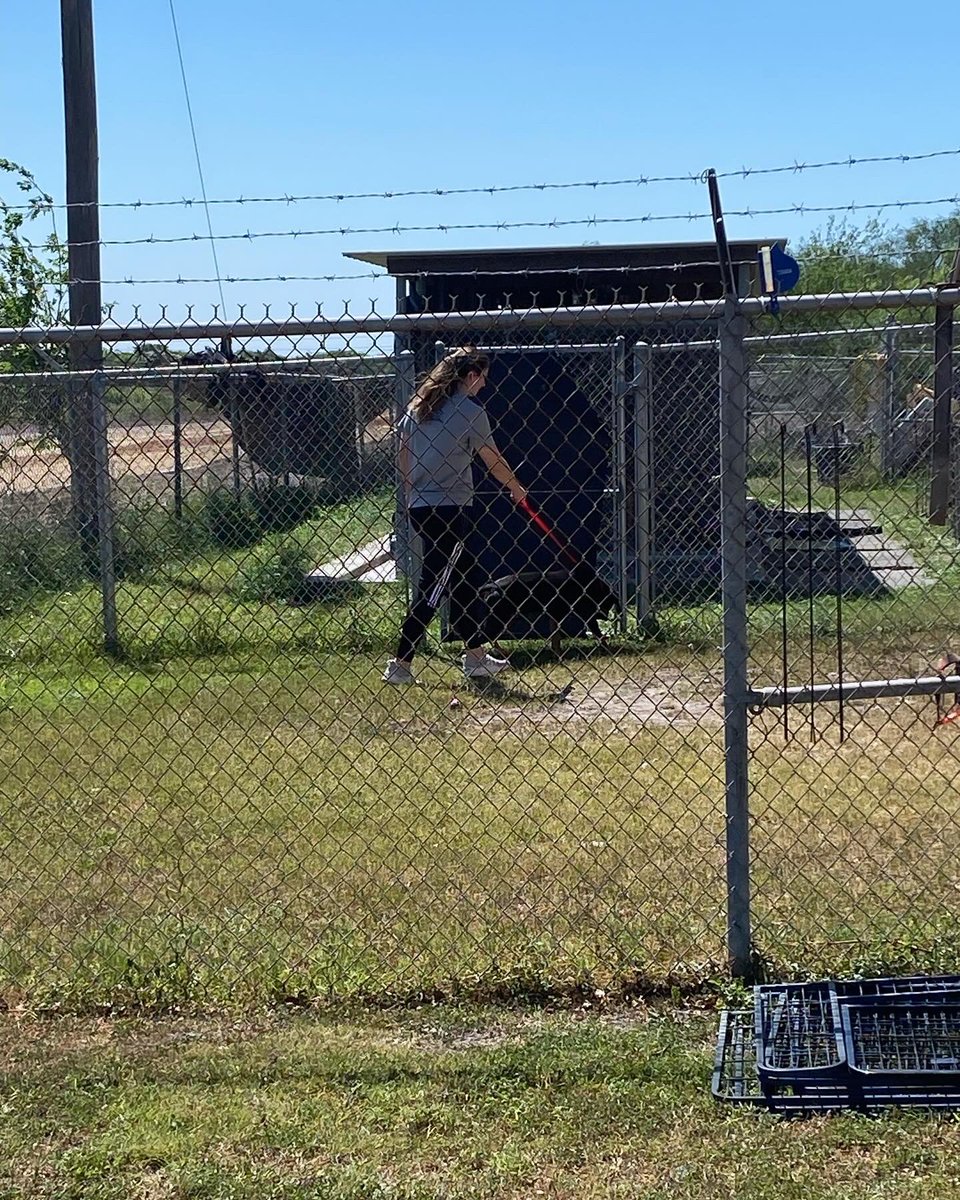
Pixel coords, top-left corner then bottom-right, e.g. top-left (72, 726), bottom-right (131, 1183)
top-left (426, 540), bottom-right (464, 609)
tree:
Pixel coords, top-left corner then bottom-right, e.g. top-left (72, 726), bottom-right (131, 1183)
top-left (791, 217), bottom-right (904, 296)
top-left (760, 211), bottom-right (960, 356)
top-left (0, 159), bottom-right (65, 338)
top-left (789, 211), bottom-right (960, 296)
top-left (0, 158), bottom-right (67, 437)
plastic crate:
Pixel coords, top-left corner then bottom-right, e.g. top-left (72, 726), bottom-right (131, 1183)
top-left (713, 1009), bottom-right (849, 1112)
top-left (712, 1010), bottom-right (762, 1105)
top-left (714, 1007), bottom-right (960, 1114)
top-left (840, 996), bottom-right (960, 1082)
top-left (754, 974), bottom-right (960, 1093)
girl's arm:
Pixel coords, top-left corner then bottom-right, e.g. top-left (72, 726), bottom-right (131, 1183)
top-left (478, 442), bottom-right (527, 504)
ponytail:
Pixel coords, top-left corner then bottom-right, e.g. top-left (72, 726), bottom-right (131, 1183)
top-left (408, 346), bottom-right (490, 422)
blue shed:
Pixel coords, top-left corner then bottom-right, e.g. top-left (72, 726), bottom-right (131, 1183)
top-left (347, 239), bottom-right (784, 639)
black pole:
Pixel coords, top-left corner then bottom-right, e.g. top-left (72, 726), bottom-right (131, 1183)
top-left (804, 424), bottom-right (816, 742)
top-left (61, 0), bottom-right (104, 573)
top-left (833, 423), bottom-right (845, 742)
top-left (706, 168), bottom-right (738, 299)
top-left (779, 422), bottom-right (789, 743)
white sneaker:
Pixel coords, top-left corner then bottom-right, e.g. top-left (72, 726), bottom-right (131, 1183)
top-left (463, 652), bottom-right (510, 679)
top-left (382, 659), bottom-right (416, 685)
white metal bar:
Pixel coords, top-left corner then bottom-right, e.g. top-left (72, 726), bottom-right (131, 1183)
top-left (748, 674), bottom-right (960, 708)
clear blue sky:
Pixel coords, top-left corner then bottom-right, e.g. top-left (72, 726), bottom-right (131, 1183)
top-left (4, 0), bottom-right (960, 320)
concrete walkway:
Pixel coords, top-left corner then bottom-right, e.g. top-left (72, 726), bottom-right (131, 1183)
top-left (307, 535), bottom-right (397, 583)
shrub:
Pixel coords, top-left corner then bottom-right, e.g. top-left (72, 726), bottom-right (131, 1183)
top-left (112, 502), bottom-right (210, 580)
top-left (254, 483), bottom-right (318, 533)
top-left (0, 520), bottom-right (84, 614)
top-left (202, 490), bottom-right (262, 549)
top-left (233, 543), bottom-right (311, 603)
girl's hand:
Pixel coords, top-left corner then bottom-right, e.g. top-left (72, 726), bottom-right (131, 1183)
top-left (509, 482), bottom-right (528, 505)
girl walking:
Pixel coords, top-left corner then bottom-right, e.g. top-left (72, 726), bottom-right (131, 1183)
top-left (383, 347), bottom-right (527, 684)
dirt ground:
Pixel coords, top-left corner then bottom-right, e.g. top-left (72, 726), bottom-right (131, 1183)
top-left (0, 411), bottom-right (393, 520)
top-left (447, 663), bottom-right (724, 731)
top-left (0, 417), bottom-right (235, 496)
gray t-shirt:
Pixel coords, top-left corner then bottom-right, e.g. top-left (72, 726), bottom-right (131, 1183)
top-left (398, 388), bottom-right (494, 508)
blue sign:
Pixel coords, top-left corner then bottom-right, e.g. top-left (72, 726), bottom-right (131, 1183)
top-left (770, 244), bottom-right (800, 292)
top-left (758, 244), bottom-right (800, 314)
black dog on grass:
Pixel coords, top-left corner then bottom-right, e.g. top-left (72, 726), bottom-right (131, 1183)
top-left (480, 567), bottom-right (618, 649)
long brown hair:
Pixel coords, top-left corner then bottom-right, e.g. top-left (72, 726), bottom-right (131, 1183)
top-left (408, 346), bottom-right (490, 422)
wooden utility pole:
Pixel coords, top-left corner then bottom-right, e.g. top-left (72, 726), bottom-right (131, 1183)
top-left (60, 0), bottom-right (104, 568)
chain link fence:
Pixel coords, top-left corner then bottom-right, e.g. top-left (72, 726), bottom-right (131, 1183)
top-left (1, 284), bottom-right (960, 1009)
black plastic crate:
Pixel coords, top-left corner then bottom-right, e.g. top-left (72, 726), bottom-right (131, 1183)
top-left (840, 996), bottom-right (960, 1082)
top-left (713, 1009), bottom-right (848, 1112)
top-left (754, 974), bottom-right (960, 1093)
top-left (713, 1010), bottom-right (760, 1105)
top-left (829, 988), bottom-right (960, 1071)
top-left (714, 1008), bottom-right (960, 1114)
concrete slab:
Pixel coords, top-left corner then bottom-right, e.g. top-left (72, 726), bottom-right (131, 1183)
top-left (308, 536), bottom-right (397, 584)
top-left (836, 507), bottom-right (935, 589)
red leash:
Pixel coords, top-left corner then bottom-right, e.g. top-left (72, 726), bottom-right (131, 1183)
top-left (518, 497), bottom-right (581, 568)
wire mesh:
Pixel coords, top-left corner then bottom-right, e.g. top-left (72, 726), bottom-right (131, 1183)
top-left (0, 301), bottom-right (735, 1010)
top-left (2, 264), bottom-right (960, 1011)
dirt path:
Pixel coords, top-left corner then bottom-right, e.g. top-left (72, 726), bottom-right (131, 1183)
top-left (466, 667), bottom-right (723, 731)
top-left (0, 419), bottom-right (234, 495)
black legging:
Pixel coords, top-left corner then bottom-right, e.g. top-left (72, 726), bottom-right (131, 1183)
top-left (396, 505), bottom-right (487, 662)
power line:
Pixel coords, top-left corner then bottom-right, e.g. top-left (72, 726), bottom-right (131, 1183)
top-left (168, 0), bottom-right (226, 313)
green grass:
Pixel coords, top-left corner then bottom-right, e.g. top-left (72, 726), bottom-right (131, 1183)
top-left (1, 638), bottom-right (960, 1011)
top-left (4, 1006), bottom-right (960, 1199)
top-left (0, 484), bottom-right (394, 619)
top-left (0, 486), bottom-right (397, 669)
top-left (0, 646), bottom-right (727, 1009)
top-left (2, 472), bottom-right (960, 1010)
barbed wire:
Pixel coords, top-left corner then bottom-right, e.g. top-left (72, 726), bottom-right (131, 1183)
top-left (64, 258), bottom-right (758, 287)
top-left (7, 146), bottom-right (960, 212)
top-left (40, 247), bottom-right (960, 290)
top-left (63, 196), bottom-right (960, 250)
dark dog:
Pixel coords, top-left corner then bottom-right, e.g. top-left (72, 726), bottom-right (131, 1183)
top-left (480, 567), bottom-right (618, 646)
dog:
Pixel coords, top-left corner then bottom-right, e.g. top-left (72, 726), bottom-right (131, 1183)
top-left (479, 566), bottom-right (618, 648)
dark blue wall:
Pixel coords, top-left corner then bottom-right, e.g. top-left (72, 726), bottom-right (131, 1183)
top-left (449, 350), bottom-right (611, 639)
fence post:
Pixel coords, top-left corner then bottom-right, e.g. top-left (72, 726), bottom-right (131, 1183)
top-left (880, 319), bottom-right (899, 478)
top-left (394, 350), bottom-right (417, 607)
top-left (280, 385), bottom-right (291, 490)
top-left (172, 375), bottom-right (184, 520)
top-left (719, 297), bottom-right (752, 979)
top-left (632, 341), bottom-right (655, 633)
top-left (928, 303), bottom-right (954, 525)
top-left (61, 0), bottom-right (104, 577)
top-left (90, 369), bottom-right (119, 656)
top-left (228, 376), bottom-right (242, 498)
top-left (612, 337), bottom-right (630, 633)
